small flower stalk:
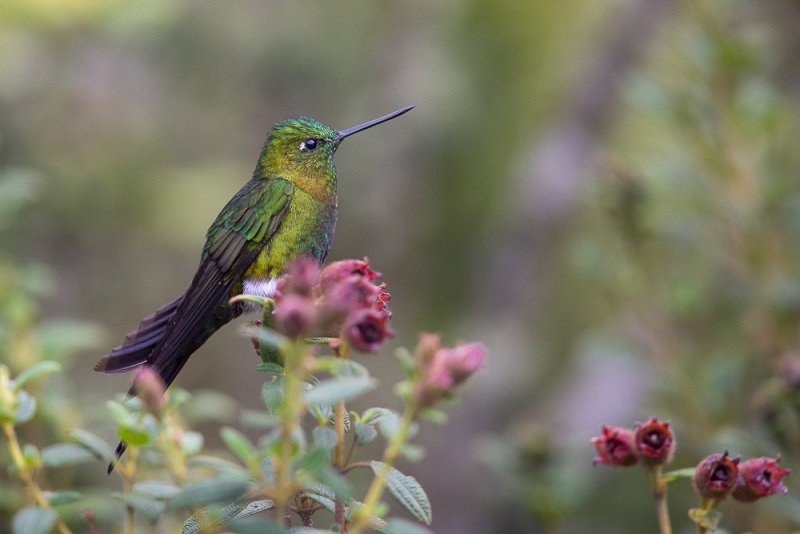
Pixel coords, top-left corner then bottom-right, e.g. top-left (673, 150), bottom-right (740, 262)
top-left (592, 417), bottom-right (791, 534)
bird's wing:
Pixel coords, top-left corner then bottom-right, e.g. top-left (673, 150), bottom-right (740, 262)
top-left (94, 178), bottom-right (293, 381)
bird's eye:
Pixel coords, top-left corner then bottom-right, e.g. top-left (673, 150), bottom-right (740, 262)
top-left (299, 138), bottom-right (319, 152)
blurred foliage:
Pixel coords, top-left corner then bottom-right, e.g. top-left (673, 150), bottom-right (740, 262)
top-left (4, 0), bottom-right (800, 532)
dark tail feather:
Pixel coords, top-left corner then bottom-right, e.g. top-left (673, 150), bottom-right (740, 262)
top-left (94, 294), bottom-right (184, 374)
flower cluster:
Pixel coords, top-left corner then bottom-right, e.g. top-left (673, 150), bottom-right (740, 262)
top-left (592, 415), bottom-right (791, 532)
top-left (412, 333), bottom-right (487, 409)
top-left (591, 417), bottom-right (674, 467)
top-left (271, 257), bottom-right (393, 352)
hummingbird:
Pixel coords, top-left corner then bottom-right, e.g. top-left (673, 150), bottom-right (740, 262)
top-left (94, 106), bottom-right (412, 465)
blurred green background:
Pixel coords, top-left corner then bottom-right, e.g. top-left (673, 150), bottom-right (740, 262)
top-left (4, 0), bottom-right (800, 532)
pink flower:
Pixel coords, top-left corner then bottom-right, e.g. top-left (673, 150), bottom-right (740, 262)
top-left (634, 417), bottom-right (675, 466)
top-left (732, 455), bottom-right (791, 502)
top-left (319, 257), bottom-right (380, 295)
top-left (693, 451), bottom-right (740, 500)
top-left (342, 308), bottom-right (394, 353)
top-left (414, 341), bottom-right (487, 408)
top-left (591, 426), bottom-right (639, 467)
top-left (274, 293), bottom-right (317, 339)
top-left (276, 256), bottom-right (320, 298)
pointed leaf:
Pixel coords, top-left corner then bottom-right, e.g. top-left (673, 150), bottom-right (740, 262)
top-left (118, 426), bottom-right (150, 447)
top-left (662, 467), bottom-right (696, 482)
top-left (113, 492), bottom-right (165, 523)
top-left (15, 390), bottom-right (36, 423)
top-left (167, 477), bottom-right (250, 510)
top-left (69, 428), bottom-right (116, 463)
top-left (312, 426), bottom-right (338, 450)
top-left (256, 362), bottom-right (285, 375)
top-left (303, 376), bottom-right (377, 406)
top-left (221, 427), bottom-right (259, 467)
top-left (41, 443), bottom-right (95, 467)
top-left (371, 461), bottom-right (432, 525)
top-left (315, 356), bottom-right (369, 378)
top-left (182, 499), bottom-right (275, 534)
top-left (688, 507), bottom-right (722, 530)
top-left (381, 517), bottom-right (434, 534)
top-left (13, 361), bottom-right (60, 390)
top-left (355, 421), bottom-right (378, 445)
top-left (43, 491), bottom-right (81, 506)
top-left (295, 447), bottom-right (329, 478)
top-left (262, 377), bottom-right (284, 415)
top-left (12, 507), bottom-right (56, 534)
top-left (134, 481), bottom-right (181, 499)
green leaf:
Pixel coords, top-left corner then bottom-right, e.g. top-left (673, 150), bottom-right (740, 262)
top-left (371, 461), bottom-right (432, 525)
top-left (225, 519), bottom-right (288, 534)
top-left (362, 407), bottom-right (395, 424)
top-left (105, 400), bottom-right (134, 426)
top-left (249, 325), bottom-right (287, 349)
top-left (662, 467), bottom-right (697, 482)
top-left (256, 362), bottom-right (285, 375)
top-left (43, 490), bottom-right (81, 506)
top-left (377, 411), bottom-right (401, 440)
top-left (113, 492), bottom-right (165, 523)
top-left (118, 426), bottom-right (150, 447)
top-left (312, 426), bottom-right (338, 450)
top-left (688, 507), bottom-right (722, 530)
top-left (315, 356), bottom-right (369, 378)
top-left (12, 361), bottom-right (60, 390)
top-left (12, 507), bottom-right (56, 534)
top-left (182, 499), bottom-right (275, 534)
top-left (262, 377), bottom-right (284, 415)
top-left (241, 410), bottom-right (277, 428)
top-left (41, 443), bottom-right (96, 467)
top-left (401, 444), bottom-right (426, 462)
top-left (22, 443), bottom-right (40, 467)
top-left (134, 481), bottom-right (181, 499)
top-left (315, 467), bottom-right (352, 502)
top-left (395, 348), bottom-right (416, 379)
top-left (355, 421), bottom-right (378, 445)
top-left (380, 517), bottom-right (434, 534)
top-left (417, 408), bottom-right (448, 425)
top-left (15, 390), bottom-right (36, 423)
top-left (221, 426), bottom-right (259, 467)
top-left (167, 477), bottom-right (250, 510)
top-left (303, 376), bottom-right (377, 406)
top-left (304, 489), bottom-right (336, 514)
top-left (69, 429), bottom-right (116, 463)
top-left (180, 430), bottom-right (204, 455)
top-left (295, 447), bottom-right (329, 478)
top-left (231, 293), bottom-right (268, 307)
top-left (189, 455), bottom-right (250, 477)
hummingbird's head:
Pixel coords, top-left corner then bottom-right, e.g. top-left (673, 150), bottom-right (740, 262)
top-left (255, 107), bottom-right (414, 202)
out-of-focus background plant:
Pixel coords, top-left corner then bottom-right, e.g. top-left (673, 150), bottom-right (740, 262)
top-left (4, 0), bottom-right (800, 532)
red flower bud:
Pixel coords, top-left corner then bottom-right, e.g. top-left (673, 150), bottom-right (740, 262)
top-left (134, 366), bottom-right (167, 415)
top-left (274, 293), bottom-right (317, 338)
top-left (342, 308), bottom-right (394, 353)
top-left (694, 451), bottom-right (741, 500)
top-left (634, 417), bottom-right (675, 466)
top-left (732, 455), bottom-right (790, 502)
top-left (591, 426), bottom-right (639, 467)
top-left (323, 275), bottom-right (384, 316)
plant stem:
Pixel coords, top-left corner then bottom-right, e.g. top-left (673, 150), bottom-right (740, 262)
top-left (647, 465), bottom-right (672, 534)
top-left (274, 339), bottom-right (306, 525)
top-left (349, 408), bottom-right (416, 534)
top-left (2, 421), bottom-right (72, 534)
top-left (334, 342), bottom-right (350, 531)
top-left (121, 446), bottom-right (139, 534)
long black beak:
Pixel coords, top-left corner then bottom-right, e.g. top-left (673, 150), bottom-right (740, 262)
top-left (336, 106), bottom-right (414, 142)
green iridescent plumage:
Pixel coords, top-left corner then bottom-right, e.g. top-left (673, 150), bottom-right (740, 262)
top-left (94, 107), bottom-right (412, 468)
